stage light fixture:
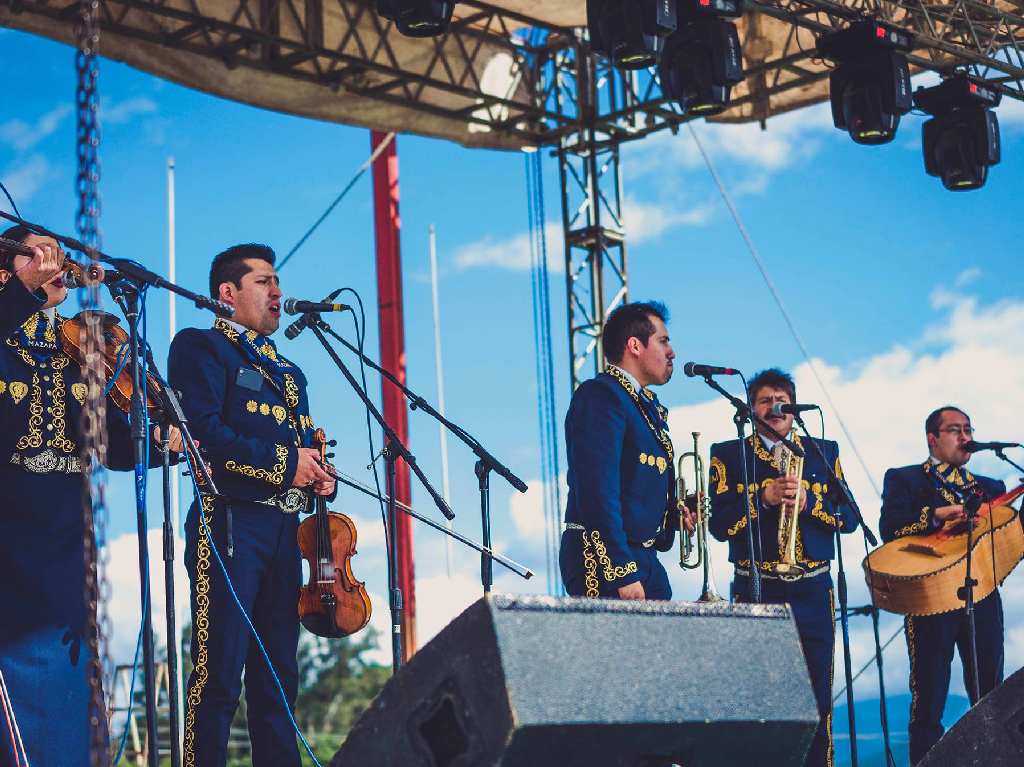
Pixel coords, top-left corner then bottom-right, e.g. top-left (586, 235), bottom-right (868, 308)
top-left (916, 74), bottom-right (1001, 191)
top-left (817, 21), bottom-right (912, 145)
top-left (658, 4), bottom-right (743, 118)
top-left (587, 0), bottom-right (678, 70)
top-left (377, 0), bottom-right (454, 38)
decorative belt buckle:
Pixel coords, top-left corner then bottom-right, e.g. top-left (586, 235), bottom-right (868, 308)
top-left (278, 488), bottom-right (309, 514)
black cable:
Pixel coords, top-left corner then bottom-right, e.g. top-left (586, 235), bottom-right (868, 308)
top-left (0, 181), bottom-right (21, 219)
top-left (337, 288), bottom-right (392, 572)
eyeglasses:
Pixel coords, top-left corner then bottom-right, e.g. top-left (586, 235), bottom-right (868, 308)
top-left (938, 425), bottom-right (974, 436)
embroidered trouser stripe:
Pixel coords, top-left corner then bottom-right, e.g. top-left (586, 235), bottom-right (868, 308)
top-left (581, 531), bottom-right (599, 598)
top-left (183, 495), bottom-right (215, 767)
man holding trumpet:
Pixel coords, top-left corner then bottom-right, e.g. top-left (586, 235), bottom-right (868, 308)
top-left (559, 301), bottom-right (695, 600)
top-left (708, 368), bottom-right (858, 767)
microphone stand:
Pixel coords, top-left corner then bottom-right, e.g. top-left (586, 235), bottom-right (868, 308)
top-left (92, 262), bottom-right (224, 766)
top-left (298, 315), bottom-right (454, 672)
top-left (327, 466), bottom-right (533, 579)
top-left (310, 319), bottom-right (528, 595)
top-left (107, 281), bottom-right (160, 767)
top-left (791, 412), bottom-right (882, 767)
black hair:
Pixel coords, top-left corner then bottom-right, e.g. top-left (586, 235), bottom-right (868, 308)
top-left (209, 243), bottom-right (276, 298)
top-left (0, 225), bottom-right (32, 271)
top-left (747, 367), bottom-right (796, 404)
top-left (601, 301), bottom-right (670, 364)
top-left (925, 405), bottom-right (969, 435)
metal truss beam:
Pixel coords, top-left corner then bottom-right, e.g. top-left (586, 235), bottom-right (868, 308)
top-left (2, 0), bottom-right (1022, 151)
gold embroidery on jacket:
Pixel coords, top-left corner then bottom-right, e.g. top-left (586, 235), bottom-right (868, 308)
top-left (15, 374), bottom-right (42, 450)
top-left (48, 354), bottom-right (74, 453)
top-left (224, 443), bottom-right (289, 486)
top-left (9, 381), bottom-right (28, 404)
top-left (590, 530), bottom-right (638, 582)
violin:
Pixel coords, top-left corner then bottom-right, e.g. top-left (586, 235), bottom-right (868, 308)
top-left (297, 429), bottom-right (372, 638)
top-left (59, 310), bottom-right (164, 415)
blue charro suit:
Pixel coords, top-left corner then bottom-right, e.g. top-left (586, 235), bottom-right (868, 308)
top-left (169, 317), bottom-right (331, 767)
top-left (559, 366), bottom-right (677, 600)
top-left (0, 277), bottom-right (165, 767)
top-left (879, 460), bottom-right (1007, 765)
top-left (708, 433), bottom-right (858, 767)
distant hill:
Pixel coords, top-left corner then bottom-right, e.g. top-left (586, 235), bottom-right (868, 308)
top-left (832, 694), bottom-right (970, 767)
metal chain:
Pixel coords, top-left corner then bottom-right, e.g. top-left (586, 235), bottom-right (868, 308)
top-left (74, 2), bottom-right (113, 765)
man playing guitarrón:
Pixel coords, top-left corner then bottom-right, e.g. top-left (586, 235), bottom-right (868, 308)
top-left (879, 405), bottom-right (1006, 765)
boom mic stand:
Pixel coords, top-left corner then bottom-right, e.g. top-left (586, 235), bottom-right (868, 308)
top-left (311, 320), bottom-right (528, 595)
top-left (790, 412), bottom-right (883, 767)
top-left (327, 466), bottom-right (533, 580)
top-left (295, 314), bottom-right (455, 672)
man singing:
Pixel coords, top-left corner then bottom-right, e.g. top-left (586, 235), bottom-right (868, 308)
top-left (559, 301), bottom-right (692, 601)
top-left (169, 244), bottom-right (335, 767)
top-left (708, 368), bottom-right (858, 767)
top-left (879, 405), bottom-right (1006, 765)
top-left (0, 227), bottom-right (181, 767)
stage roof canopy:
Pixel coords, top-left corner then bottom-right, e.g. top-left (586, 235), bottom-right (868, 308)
top-left (2, 0), bottom-right (1022, 150)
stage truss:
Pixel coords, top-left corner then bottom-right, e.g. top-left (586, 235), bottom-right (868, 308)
top-left (2, 0), bottom-right (1022, 385)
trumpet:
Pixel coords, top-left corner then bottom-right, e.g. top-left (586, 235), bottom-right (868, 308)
top-left (676, 432), bottom-right (724, 603)
top-left (772, 429), bottom-right (805, 581)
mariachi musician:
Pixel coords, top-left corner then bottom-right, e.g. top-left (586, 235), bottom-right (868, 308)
top-left (879, 405), bottom-right (1006, 765)
top-left (708, 367), bottom-right (858, 767)
top-left (168, 243), bottom-right (336, 767)
top-left (560, 301), bottom-right (694, 601)
top-left (0, 227), bottom-right (182, 767)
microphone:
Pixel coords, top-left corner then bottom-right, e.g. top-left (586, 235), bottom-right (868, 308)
top-left (682, 362), bottom-right (739, 377)
top-left (284, 290), bottom-right (343, 340)
top-left (771, 402), bottom-right (821, 416)
top-left (964, 440), bottom-right (1021, 453)
top-left (283, 298), bottom-right (351, 315)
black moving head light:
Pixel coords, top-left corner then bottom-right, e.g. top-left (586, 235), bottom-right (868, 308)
top-left (377, 0), bottom-right (454, 38)
top-left (588, 0), bottom-right (678, 70)
top-left (818, 21), bottom-right (913, 145)
top-left (916, 74), bottom-right (1001, 191)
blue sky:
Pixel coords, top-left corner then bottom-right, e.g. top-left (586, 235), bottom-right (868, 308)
top-left (3, 25), bottom-right (1024, 721)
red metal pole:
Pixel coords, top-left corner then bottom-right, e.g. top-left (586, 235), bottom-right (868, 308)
top-left (371, 130), bottom-right (416, 659)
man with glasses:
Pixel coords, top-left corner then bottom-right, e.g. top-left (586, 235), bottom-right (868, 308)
top-left (879, 405), bottom-right (1007, 765)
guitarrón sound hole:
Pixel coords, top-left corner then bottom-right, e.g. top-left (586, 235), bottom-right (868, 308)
top-left (418, 695), bottom-right (468, 767)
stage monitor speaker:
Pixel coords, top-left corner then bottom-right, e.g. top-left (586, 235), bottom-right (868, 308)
top-left (332, 595), bottom-right (819, 767)
top-left (919, 665), bottom-right (1024, 766)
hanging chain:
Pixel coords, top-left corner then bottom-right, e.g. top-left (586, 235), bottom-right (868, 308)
top-left (75, 2), bottom-right (113, 764)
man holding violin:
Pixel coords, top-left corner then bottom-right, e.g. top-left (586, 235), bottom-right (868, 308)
top-left (0, 226), bottom-right (184, 767)
top-left (879, 405), bottom-right (1006, 765)
top-left (168, 243), bottom-right (335, 767)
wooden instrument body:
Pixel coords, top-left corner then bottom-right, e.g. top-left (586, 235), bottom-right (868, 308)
top-left (296, 428), bottom-right (371, 638)
top-left (864, 488), bottom-right (1024, 616)
top-left (297, 508), bottom-right (372, 637)
top-left (59, 310), bottom-right (163, 414)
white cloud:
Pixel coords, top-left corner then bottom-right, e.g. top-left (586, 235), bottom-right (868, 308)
top-left (454, 197), bottom-right (712, 272)
top-left (509, 474), bottom-right (565, 542)
top-left (1, 154), bottom-right (54, 205)
top-left (0, 104), bottom-right (72, 152)
top-left (622, 196), bottom-right (714, 239)
top-left (453, 222), bottom-right (563, 272)
top-left (106, 529), bottom-right (189, 665)
top-left (104, 97), bottom-right (158, 125)
top-left (626, 103), bottom-right (836, 177)
top-left (664, 288), bottom-right (1024, 697)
